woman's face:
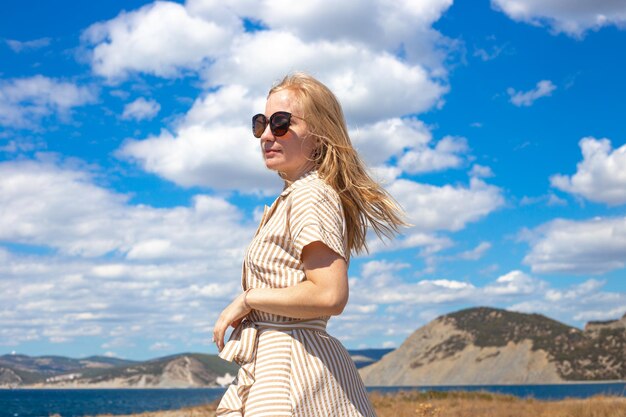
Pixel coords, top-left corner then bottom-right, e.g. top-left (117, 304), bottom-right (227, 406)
top-left (260, 89), bottom-right (316, 181)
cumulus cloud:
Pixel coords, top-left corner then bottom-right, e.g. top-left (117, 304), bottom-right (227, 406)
top-left (0, 158), bottom-right (253, 259)
top-left (334, 264), bottom-right (546, 342)
top-left (511, 279), bottom-right (626, 325)
top-left (484, 270), bottom-right (544, 295)
top-left (550, 137), bottom-right (626, 205)
top-left (0, 157), bottom-right (260, 347)
top-left (350, 118), bottom-right (432, 166)
top-left (83, 1), bottom-right (241, 80)
top-left (521, 216), bottom-right (626, 274)
top-left (122, 97), bottom-right (161, 121)
top-left (85, 0), bottom-right (454, 82)
top-left (337, 262), bottom-right (625, 344)
top-left (507, 80), bottom-right (556, 107)
top-left (362, 177), bottom-right (504, 256)
top-left (0, 75), bottom-right (96, 129)
top-left (119, 84), bottom-right (278, 192)
top-left (245, 0), bottom-right (452, 58)
top-left (389, 177), bottom-right (505, 232)
top-left (350, 118), bottom-right (469, 174)
top-left (492, 0), bottom-right (626, 38)
top-left (398, 136), bottom-right (468, 174)
top-left (82, 0), bottom-right (455, 192)
top-left (0, 251), bottom-right (243, 347)
top-left (204, 30), bottom-right (447, 125)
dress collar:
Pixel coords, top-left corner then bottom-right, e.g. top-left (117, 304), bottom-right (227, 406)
top-left (280, 169), bottom-right (319, 197)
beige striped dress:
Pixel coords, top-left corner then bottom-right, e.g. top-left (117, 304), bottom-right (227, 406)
top-left (217, 170), bottom-right (377, 417)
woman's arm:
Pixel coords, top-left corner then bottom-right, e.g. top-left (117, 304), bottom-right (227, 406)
top-left (247, 241), bottom-right (349, 317)
top-left (212, 241), bottom-right (349, 351)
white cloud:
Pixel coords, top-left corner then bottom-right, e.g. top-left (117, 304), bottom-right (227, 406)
top-left (83, 0), bottom-right (455, 191)
top-left (351, 118), bottom-right (469, 175)
top-left (122, 97), bottom-right (160, 121)
top-left (484, 270), bottom-right (543, 295)
top-left (522, 216), bottom-right (626, 274)
top-left (150, 341), bottom-right (173, 351)
top-left (507, 80), bottom-right (556, 107)
top-left (83, 1), bottom-right (241, 81)
top-left (245, 0), bottom-right (452, 50)
top-left (545, 279), bottom-right (605, 302)
top-left (0, 157), bottom-right (261, 346)
top-left (205, 30), bottom-right (447, 125)
top-left (0, 158), bottom-right (253, 259)
top-left (5, 37), bottom-right (51, 52)
top-left (119, 84), bottom-right (277, 192)
top-left (364, 177), bottom-right (503, 256)
top-left (341, 263), bottom-right (625, 344)
top-left (398, 135), bottom-right (468, 174)
top-left (350, 118), bottom-right (432, 166)
top-left (457, 241), bottom-right (492, 260)
top-left (0, 75), bottom-right (96, 129)
top-left (574, 306), bottom-right (626, 322)
top-left (510, 279), bottom-right (626, 327)
top-left (551, 137), bottom-right (626, 206)
top-left (473, 43), bottom-right (509, 61)
top-left (470, 164), bottom-right (494, 178)
top-left (520, 193), bottom-right (567, 207)
top-left (389, 177), bottom-right (505, 232)
top-left (492, 0), bottom-right (626, 38)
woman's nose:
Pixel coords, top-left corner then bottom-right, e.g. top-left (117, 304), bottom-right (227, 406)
top-left (260, 124), bottom-right (274, 142)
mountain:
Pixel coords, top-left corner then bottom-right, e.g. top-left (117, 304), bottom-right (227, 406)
top-left (359, 307), bottom-right (626, 385)
top-left (0, 353), bottom-right (239, 388)
top-left (0, 354), bottom-right (138, 375)
top-left (0, 349), bottom-right (393, 388)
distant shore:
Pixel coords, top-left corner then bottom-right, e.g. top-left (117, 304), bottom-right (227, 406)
top-left (5, 379), bottom-right (625, 390)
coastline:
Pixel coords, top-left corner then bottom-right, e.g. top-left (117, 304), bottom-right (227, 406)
top-left (5, 379), bottom-right (625, 390)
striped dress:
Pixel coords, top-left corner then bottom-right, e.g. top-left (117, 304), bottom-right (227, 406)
top-left (217, 170), bottom-right (377, 417)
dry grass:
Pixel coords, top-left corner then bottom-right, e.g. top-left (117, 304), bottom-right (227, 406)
top-left (370, 390), bottom-right (626, 417)
top-left (89, 391), bottom-right (626, 417)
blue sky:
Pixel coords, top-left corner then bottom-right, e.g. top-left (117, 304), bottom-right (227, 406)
top-left (1, 0), bottom-right (625, 360)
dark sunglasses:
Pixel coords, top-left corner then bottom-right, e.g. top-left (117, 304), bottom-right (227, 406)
top-left (252, 111), bottom-right (293, 138)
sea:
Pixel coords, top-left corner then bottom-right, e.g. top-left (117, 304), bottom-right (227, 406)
top-left (1, 383), bottom-right (625, 417)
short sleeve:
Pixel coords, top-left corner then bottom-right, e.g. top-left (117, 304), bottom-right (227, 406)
top-left (288, 187), bottom-right (346, 261)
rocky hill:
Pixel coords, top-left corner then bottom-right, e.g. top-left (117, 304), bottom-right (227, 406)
top-left (0, 353), bottom-right (239, 388)
top-left (0, 348), bottom-right (392, 388)
top-left (360, 307), bottom-right (626, 385)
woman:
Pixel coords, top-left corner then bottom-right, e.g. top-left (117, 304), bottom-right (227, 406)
top-left (212, 73), bottom-right (406, 417)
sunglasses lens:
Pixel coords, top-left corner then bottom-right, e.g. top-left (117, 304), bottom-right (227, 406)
top-left (270, 112), bottom-right (291, 137)
top-left (251, 112), bottom-right (292, 138)
top-left (252, 114), bottom-right (267, 138)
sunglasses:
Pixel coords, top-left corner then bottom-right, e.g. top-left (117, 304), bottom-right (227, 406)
top-left (252, 111), bottom-right (294, 138)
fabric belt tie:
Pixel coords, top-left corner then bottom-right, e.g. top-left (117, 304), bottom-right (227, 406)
top-left (216, 318), bottom-right (328, 416)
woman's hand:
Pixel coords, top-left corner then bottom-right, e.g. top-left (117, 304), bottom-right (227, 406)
top-left (212, 292), bottom-right (251, 352)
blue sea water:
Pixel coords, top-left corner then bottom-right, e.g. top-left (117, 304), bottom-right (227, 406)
top-left (1, 384), bottom-right (624, 417)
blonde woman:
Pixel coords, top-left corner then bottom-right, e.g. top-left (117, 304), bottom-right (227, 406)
top-left (212, 73), bottom-right (406, 416)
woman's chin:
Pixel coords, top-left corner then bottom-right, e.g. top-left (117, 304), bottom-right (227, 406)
top-left (264, 159), bottom-right (283, 172)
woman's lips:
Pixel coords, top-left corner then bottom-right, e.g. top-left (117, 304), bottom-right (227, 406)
top-left (265, 149), bottom-right (281, 156)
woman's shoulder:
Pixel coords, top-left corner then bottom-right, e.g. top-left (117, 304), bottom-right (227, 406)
top-left (290, 173), bottom-right (341, 205)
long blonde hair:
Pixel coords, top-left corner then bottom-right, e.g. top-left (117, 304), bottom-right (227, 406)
top-left (269, 72), bottom-right (407, 256)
